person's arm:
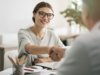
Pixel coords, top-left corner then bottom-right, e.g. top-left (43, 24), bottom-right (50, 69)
top-left (25, 43), bottom-right (52, 55)
top-left (56, 39), bottom-right (90, 75)
top-left (18, 29), bottom-right (52, 55)
top-left (48, 31), bottom-right (67, 61)
top-left (18, 29), bottom-right (54, 63)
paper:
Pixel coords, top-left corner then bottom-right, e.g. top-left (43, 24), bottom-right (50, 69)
top-left (24, 66), bottom-right (43, 74)
top-left (35, 62), bottom-right (59, 70)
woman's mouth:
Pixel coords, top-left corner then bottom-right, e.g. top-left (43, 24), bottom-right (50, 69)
top-left (40, 20), bottom-right (47, 25)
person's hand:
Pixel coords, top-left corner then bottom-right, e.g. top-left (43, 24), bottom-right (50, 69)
top-left (34, 57), bottom-right (52, 63)
top-left (49, 47), bottom-right (65, 61)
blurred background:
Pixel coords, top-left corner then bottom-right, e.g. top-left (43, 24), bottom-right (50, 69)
top-left (0, 0), bottom-right (70, 33)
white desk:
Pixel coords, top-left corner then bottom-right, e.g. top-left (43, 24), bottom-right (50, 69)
top-left (0, 68), bottom-right (56, 75)
top-left (0, 68), bottom-right (12, 75)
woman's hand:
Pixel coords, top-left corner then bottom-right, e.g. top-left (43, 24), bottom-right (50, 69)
top-left (34, 57), bottom-right (52, 63)
top-left (49, 46), bottom-right (65, 61)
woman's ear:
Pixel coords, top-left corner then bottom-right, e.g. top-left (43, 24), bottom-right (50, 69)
top-left (82, 6), bottom-right (91, 28)
top-left (85, 10), bottom-right (90, 24)
top-left (32, 13), bottom-right (36, 22)
top-left (33, 12), bottom-right (36, 18)
top-left (83, 9), bottom-right (94, 30)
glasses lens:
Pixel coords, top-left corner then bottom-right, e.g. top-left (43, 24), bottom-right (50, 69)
top-left (47, 13), bottom-right (54, 19)
top-left (38, 11), bottom-right (54, 19)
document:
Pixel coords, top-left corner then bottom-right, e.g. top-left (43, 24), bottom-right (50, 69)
top-left (35, 62), bottom-right (59, 70)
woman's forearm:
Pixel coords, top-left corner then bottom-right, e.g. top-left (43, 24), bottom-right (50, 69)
top-left (25, 43), bottom-right (51, 54)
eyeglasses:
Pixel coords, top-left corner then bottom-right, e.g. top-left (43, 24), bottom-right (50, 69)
top-left (38, 11), bottom-right (54, 20)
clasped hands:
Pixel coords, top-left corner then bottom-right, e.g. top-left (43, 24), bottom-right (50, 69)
top-left (48, 46), bottom-right (65, 61)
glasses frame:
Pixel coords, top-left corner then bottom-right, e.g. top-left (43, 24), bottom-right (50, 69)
top-left (37, 11), bottom-right (54, 20)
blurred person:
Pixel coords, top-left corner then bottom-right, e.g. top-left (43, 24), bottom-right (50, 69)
top-left (55, 0), bottom-right (100, 75)
top-left (18, 1), bottom-right (65, 66)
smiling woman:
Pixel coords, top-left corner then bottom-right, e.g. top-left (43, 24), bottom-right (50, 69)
top-left (18, 1), bottom-right (66, 67)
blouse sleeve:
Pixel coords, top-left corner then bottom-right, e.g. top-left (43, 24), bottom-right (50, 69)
top-left (18, 29), bottom-right (38, 66)
top-left (18, 29), bottom-right (31, 54)
top-left (52, 30), bottom-right (65, 47)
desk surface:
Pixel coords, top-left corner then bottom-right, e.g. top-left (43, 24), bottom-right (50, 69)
top-left (0, 62), bottom-right (58, 75)
top-left (0, 68), bottom-right (56, 75)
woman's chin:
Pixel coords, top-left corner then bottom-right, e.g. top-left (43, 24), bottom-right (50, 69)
top-left (40, 23), bottom-right (47, 27)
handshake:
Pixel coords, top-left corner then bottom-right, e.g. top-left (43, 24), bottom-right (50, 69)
top-left (49, 46), bottom-right (65, 61)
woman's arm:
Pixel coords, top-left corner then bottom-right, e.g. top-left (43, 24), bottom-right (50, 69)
top-left (25, 43), bottom-right (52, 55)
top-left (18, 29), bottom-right (52, 55)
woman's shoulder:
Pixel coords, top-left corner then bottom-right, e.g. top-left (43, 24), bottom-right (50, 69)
top-left (46, 28), bottom-right (58, 37)
top-left (19, 27), bottom-right (32, 32)
top-left (46, 28), bottom-right (55, 34)
top-left (18, 27), bottom-right (31, 34)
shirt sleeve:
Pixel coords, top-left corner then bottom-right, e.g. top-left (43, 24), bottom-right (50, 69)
top-left (56, 39), bottom-right (91, 75)
top-left (52, 31), bottom-right (65, 47)
top-left (18, 29), bottom-right (38, 66)
top-left (18, 29), bottom-right (31, 54)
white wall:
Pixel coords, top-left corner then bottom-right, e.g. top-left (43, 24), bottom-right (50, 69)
top-left (0, 0), bottom-right (71, 33)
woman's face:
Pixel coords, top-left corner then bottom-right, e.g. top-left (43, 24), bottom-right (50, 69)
top-left (34, 7), bottom-right (54, 28)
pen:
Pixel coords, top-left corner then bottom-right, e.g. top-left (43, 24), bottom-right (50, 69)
top-left (24, 68), bottom-right (34, 71)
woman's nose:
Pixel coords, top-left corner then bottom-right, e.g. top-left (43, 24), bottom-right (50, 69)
top-left (43, 15), bottom-right (48, 20)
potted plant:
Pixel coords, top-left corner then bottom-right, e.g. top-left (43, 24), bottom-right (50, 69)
top-left (60, 2), bottom-right (83, 26)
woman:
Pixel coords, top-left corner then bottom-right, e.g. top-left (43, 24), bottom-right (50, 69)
top-left (18, 1), bottom-right (65, 66)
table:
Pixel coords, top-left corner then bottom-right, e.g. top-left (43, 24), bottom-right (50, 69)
top-left (0, 61), bottom-right (60, 75)
top-left (0, 67), bottom-right (56, 75)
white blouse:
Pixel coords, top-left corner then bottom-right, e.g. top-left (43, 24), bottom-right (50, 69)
top-left (18, 27), bottom-right (65, 66)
